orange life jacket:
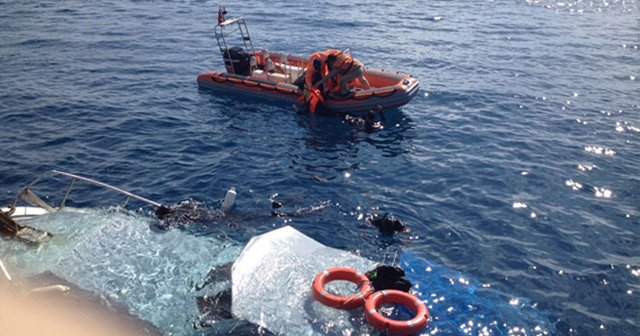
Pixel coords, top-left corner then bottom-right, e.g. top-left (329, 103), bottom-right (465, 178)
top-left (328, 50), bottom-right (354, 74)
top-left (298, 87), bottom-right (325, 113)
top-left (323, 49), bottom-right (360, 93)
top-left (307, 87), bottom-right (324, 113)
top-left (305, 51), bottom-right (328, 87)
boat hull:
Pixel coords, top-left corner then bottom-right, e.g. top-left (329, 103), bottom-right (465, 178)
top-left (197, 68), bottom-right (420, 113)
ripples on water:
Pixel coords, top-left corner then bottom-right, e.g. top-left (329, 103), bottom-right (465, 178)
top-left (0, 0), bottom-right (638, 335)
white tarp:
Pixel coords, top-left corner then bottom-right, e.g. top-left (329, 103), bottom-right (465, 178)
top-left (232, 226), bottom-right (376, 335)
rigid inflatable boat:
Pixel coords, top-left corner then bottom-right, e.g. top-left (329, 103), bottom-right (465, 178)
top-left (197, 11), bottom-right (420, 114)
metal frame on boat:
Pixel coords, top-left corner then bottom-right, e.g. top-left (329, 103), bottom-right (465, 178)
top-left (2, 170), bottom-right (165, 222)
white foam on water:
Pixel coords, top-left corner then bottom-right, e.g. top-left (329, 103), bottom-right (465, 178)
top-left (0, 208), bottom-right (241, 335)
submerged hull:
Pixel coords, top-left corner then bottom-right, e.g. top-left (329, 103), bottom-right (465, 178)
top-left (197, 68), bottom-right (420, 113)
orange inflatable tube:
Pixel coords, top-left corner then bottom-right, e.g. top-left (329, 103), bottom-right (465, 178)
top-left (312, 267), bottom-right (374, 310)
top-left (364, 290), bottom-right (429, 336)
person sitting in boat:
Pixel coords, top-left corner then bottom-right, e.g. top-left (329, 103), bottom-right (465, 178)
top-left (317, 50), bottom-right (371, 96)
top-left (260, 49), bottom-right (276, 73)
top-left (259, 49), bottom-right (289, 74)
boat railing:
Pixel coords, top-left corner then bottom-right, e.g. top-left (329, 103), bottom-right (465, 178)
top-left (5, 170), bottom-right (164, 216)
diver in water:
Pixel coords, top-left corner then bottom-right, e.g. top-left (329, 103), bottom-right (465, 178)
top-left (366, 265), bottom-right (412, 292)
top-left (343, 105), bottom-right (385, 132)
top-left (368, 212), bottom-right (407, 233)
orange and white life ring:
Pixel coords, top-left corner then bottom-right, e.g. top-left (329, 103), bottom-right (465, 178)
top-left (312, 267), bottom-right (374, 310)
top-left (364, 289), bottom-right (429, 336)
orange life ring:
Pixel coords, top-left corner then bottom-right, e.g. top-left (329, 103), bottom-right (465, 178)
top-left (312, 267), bottom-right (373, 310)
top-left (364, 290), bottom-right (429, 336)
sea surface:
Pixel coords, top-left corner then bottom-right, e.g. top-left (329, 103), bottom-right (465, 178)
top-left (0, 0), bottom-right (638, 335)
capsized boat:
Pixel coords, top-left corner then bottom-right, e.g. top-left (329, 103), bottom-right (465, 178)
top-left (197, 10), bottom-right (420, 113)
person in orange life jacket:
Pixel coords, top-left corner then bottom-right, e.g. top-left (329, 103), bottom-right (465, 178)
top-left (317, 51), bottom-right (371, 95)
top-left (291, 51), bottom-right (328, 113)
top-left (305, 58), bottom-right (325, 91)
top-left (302, 58), bottom-right (325, 113)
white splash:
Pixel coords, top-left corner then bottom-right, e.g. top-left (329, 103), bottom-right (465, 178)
top-left (594, 187), bottom-right (612, 198)
top-left (584, 146), bottom-right (616, 156)
top-left (565, 179), bottom-right (583, 190)
top-left (600, 110), bottom-right (612, 116)
top-left (513, 202), bottom-right (528, 209)
top-left (578, 164), bottom-right (596, 171)
top-left (627, 125), bottom-right (640, 133)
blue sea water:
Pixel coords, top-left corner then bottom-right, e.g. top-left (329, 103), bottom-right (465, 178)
top-left (0, 0), bottom-right (638, 335)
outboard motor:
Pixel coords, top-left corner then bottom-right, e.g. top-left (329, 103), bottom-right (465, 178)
top-left (223, 46), bottom-right (251, 75)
